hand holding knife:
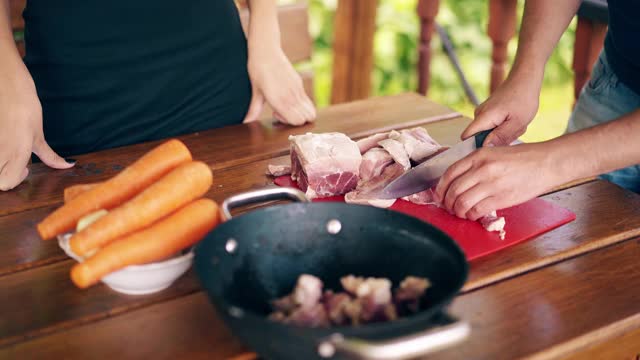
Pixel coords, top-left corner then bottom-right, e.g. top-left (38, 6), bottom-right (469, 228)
top-left (379, 129), bottom-right (493, 199)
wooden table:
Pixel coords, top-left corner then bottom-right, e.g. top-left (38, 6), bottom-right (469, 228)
top-left (2, 93), bottom-right (640, 359)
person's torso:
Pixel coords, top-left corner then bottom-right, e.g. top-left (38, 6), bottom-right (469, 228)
top-left (24, 0), bottom-right (251, 156)
top-left (605, 0), bottom-right (640, 96)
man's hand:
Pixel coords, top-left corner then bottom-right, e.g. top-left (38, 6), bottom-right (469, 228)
top-left (243, 46), bottom-right (316, 126)
top-left (462, 73), bottom-right (541, 146)
top-left (0, 67), bottom-right (74, 191)
top-left (433, 143), bottom-right (562, 221)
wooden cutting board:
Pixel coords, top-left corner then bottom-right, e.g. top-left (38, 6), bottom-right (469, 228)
top-left (275, 176), bottom-right (576, 261)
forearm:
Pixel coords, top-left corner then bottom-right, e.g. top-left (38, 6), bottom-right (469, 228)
top-left (509, 0), bottom-right (581, 83)
top-left (0, 0), bottom-right (23, 68)
top-left (246, 0), bottom-right (281, 51)
top-left (549, 109), bottom-right (640, 181)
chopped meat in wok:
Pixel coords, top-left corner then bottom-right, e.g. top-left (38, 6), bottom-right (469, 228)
top-left (395, 276), bottom-right (432, 313)
top-left (293, 274), bottom-right (324, 308)
top-left (269, 274), bottom-right (430, 327)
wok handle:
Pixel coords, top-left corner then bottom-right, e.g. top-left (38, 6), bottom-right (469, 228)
top-left (222, 187), bottom-right (310, 220)
top-left (318, 315), bottom-right (470, 360)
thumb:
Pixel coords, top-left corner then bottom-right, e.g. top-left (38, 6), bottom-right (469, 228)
top-left (33, 137), bottom-right (75, 169)
top-left (461, 106), bottom-right (505, 140)
top-left (242, 89), bottom-right (265, 124)
top-left (483, 119), bottom-right (525, 147)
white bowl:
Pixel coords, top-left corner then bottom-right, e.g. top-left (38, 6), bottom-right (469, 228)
top-left (58, 233), bottom-right (193, 295)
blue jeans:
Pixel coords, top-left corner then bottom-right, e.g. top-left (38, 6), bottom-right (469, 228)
top-left (567, 51), bottom-right (640, 193)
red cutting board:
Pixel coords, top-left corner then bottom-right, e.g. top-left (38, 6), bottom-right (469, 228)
top-left (274, 176), bottom-right (576, 261)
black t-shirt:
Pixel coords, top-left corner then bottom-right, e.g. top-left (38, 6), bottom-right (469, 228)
top-left (605, 0), bottom-right (640, 96)
top-left (23, 0), bottom-right (252, 157)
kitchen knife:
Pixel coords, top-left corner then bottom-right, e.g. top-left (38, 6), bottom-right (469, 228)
top-left (379, 129), bottom-right (492, 199)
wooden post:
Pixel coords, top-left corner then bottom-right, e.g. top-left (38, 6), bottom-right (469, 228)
top-left (488, 0), bottom-right (517, 93)
top-left (330, 0), bottom-right (378, 104)
top-left (572, 17), bottom-right (607, 101)
top-left (417, 0), bottom-right (440, 96)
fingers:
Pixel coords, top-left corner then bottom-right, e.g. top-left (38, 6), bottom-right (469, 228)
top-left (451, 183), bottom-right (495, 220)
top-left (267, 86), bottom-right (313, 126)
top-left (466, 196), bottom-right (499, 222)
top-left (461, 105), bottom-right (504, 141)
top-left (243, 88), bottom-right (266, 124)
top-left (266, 77), bottom-right (315, 126)
top-left (0, 152), bottom-right (31, 191)
top-left (484, 120), bottom-right (527, 147)
top-left (33, 137), bottom-right (75, 169)
top-left (434, 157), bottom-right (473, 204)
top-left (299, 92), bottom-right (317, 123)
top-left (442, 168), bottom-right (481, 216)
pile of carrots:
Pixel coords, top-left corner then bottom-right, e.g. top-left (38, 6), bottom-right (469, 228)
top-left (37, 139), bottom-right (221, 289)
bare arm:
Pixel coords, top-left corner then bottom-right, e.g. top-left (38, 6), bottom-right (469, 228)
top-left (0, 0), bottom-right (24, 69)
top-left (0, 0), bottom-right (74, 191)
top-left (509, 0), bottom-right (582, 81)
top-left (550, 109), bottom-right (640, 180)
top-left (462, 0), bottom-right (582, 145)
top-left (242, 0), bottom-right (316, 126)
top-left (246, 0), bottom-right (280, 50)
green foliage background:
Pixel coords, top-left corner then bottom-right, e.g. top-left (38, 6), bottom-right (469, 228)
top-left (307, 0), bottom-right (578, 142)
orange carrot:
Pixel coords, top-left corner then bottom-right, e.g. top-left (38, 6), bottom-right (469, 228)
top-left (37, 139), bottom-right (192, 240)
top-left (71, 198), bottom-right (220, 288)
top-left (64, 183), bottom-right (100, 203)
top-left (69, 161), bottom-right (213, 257)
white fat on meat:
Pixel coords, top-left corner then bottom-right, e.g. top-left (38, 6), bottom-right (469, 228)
top-left (266, 164), bottom-right (292, 177)
top-left (341, 275), bottom-right (392, 305)
top-left (359, 147), bottom-right (394, 182)
top-left (289, 133), bottom-right (362, 199)
top-left (293, 274), bottom-right (324, 309)
top-left (480, 211), bottom-right (506, 240)
top-left (356, 132), bottom-right (389, 154)
top-left (389, 128), bottom-right (442, 163)
top-left (378, 138), bottom-right (411, 170)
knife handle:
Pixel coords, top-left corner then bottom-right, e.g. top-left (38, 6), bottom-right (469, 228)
top-left (474, 129), bottom-right (493, 148)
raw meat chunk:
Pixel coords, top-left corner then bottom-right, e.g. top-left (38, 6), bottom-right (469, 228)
top-left (389, 128), bottom-right (442, 163)
top-left (359, 148), bottom-right (394, 182)
top-left (285, 303), bottom-right (330, 327)
top-left (402, 188), bottom-right (439, 206)
top-left (480, 211), bottom-right (506, 240)
top-left (323, 291), bottom-right (352, 326)
top-left (266, 164), bottom-right (291, 177)
top-left (272, 294), bottom-right (298, 314)
top-left (341, 275), bottom-right (394, 323)
top-left (395, 276), bottom-right (431, 301)
top-left (289, 133), bottom-right (362, 199)
top-left (292, 274), bottom-right (323, 309)
top-left (356, 132), bottom-right (389, 154)
top-left (378, 138), bottom-right (411, 170)
top-left (344, 163), bottom-right (405, 208)
top-left (395, 276), bottom-right (431, 314)
top-left (340, 275), bottom-right (365, 295)
top-left (272, 274), bottom-right (323, 316)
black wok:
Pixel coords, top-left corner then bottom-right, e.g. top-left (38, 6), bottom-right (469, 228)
top-left (195, 187), bottom-right (470, 360)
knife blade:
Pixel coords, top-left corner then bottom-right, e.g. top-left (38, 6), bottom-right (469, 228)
top-left (378, 129), bottom-right (492, 199)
